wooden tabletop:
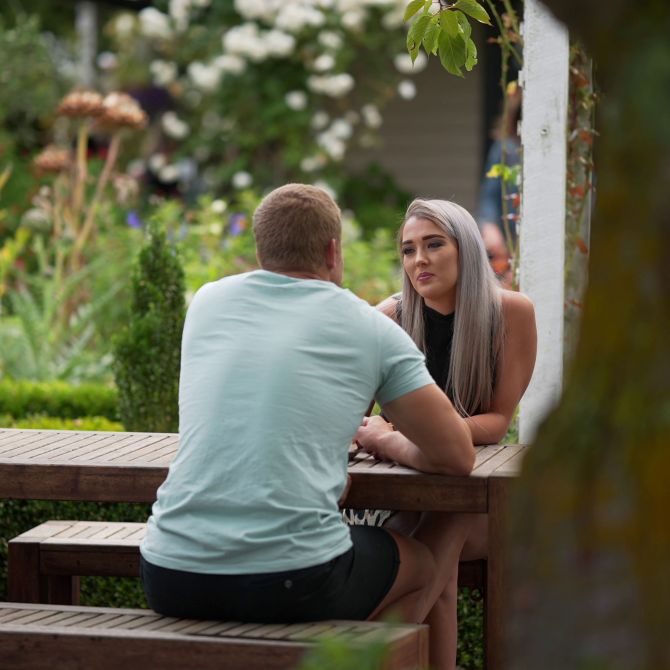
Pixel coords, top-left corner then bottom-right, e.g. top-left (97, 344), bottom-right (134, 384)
top-left (0, 429), bottom-right (527, 511)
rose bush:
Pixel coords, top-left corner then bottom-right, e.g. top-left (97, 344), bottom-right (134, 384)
top-left (105, 0), bottom-right (428, 196)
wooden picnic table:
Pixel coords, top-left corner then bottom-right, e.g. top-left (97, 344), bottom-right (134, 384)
top-left (0, 428), bottom-right (527, 669)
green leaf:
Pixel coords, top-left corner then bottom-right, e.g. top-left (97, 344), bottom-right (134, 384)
top-left (465, 37), bottom-right (478, 71)
top-left (423, 16), bottom-right (441, 55)
top-left (403, 0), bottom-right (426, 22)
top-left (407, 14), bottom-right (432, 62)
top-left (456, 10), bottom-right (472, 39)
top-left (453, 0), bottom-right (492, 25)
top-left (440, 10), bottom-right (460, 38)
top-left (438, 30), bottom-right (466, 77)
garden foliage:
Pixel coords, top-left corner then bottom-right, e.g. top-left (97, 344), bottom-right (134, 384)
top-left (0, 380), bottom-right (118, 421)
top-left (113, 218), bottom-right (185, 432)
top-left (105, 0), bottom-right (426, 196)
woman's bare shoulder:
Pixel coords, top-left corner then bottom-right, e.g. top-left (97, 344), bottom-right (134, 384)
top-left (500, 289), bottom-right (536, 333)
top-left (500, 288), bottom-right (534, 315)
top-left (376, 294), bottom-right (401, 321)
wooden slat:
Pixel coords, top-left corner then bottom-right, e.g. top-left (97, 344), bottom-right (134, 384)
top-left (490, 446), bottom-right (528, 478)
top-left (473, 444), bottom-right (506, 468)
top-left (0, 432), bottom-right (88, 458)
top-left (83, 434), bottom-right (174, 464)
top-left (471, 444), bottom-right (526, 478)
top-left (47, 433), bottom-right (166, 463)
top-left (21, 433), bottom-right (107, 460)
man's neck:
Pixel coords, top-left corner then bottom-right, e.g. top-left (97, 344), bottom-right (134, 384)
top-left (269, 268), bottom-right (332, 282)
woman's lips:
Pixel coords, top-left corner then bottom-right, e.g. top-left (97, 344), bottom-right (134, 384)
top-left (417, 272), bottom-right (434, 281)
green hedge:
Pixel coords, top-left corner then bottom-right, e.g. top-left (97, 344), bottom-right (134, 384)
top-left (0, 380), bottom-right (119, 421)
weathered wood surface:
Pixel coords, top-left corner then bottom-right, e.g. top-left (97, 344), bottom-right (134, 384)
top-left (0, 602), bottom-right (427, 670)
top-left (0, 429), bottom-right (526, 509)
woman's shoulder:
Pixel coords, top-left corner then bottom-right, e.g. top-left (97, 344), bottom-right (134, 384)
top-left (376, 293), bottom-right (401, 322)
top-left (499, 289), bottom-right (536, 332)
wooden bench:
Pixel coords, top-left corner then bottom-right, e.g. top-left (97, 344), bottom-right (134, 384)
top-left (0, 602), bottom-right (427, 670)
top-left (9, 520), bottom-right (486, 605)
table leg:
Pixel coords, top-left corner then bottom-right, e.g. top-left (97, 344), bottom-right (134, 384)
top-left (485, 477), bottom-right (510, 670)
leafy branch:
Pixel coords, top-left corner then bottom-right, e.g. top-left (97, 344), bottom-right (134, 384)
top-left (404, 0), bottom-right (491, 76)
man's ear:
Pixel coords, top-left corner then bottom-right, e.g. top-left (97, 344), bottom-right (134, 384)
top-left (325, 238), bottom-right (338, 269)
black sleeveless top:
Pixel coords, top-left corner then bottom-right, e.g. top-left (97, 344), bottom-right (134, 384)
top-left (395, 298), bottom-right (455, 400)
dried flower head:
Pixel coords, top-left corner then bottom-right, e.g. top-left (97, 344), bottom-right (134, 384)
top-left (33, 145), bottom-right (71, 173)
top-left (57, 90), bottom-right (105, 118)
top-left (99, 92), bottom-right (148, 130)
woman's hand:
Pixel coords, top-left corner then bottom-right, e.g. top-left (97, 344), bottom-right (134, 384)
top-left (354, 415), bottom-right (395, 460)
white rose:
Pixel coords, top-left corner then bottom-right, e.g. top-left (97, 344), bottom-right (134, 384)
top-left (398, 79), bottom-right (417, 100)
top-left (214, 54), bottom-right (246, 75)
top-left (362, 104), bottom-right (382, 128)
top-left (158, 164), bottom-right (180, 183)
top-left (150, 60), bottom-right (178, 86)
top-left (314, 180), bottom-right (337, 199)
top-left (313, 54), bottom-right (336, 72)
top-left (311, 111), bottom-right (330, 129)
top-left (394, 50), bottom-right (428, 74)
top-left (161, 111), bottom-right (190, 139)
top-left (265, 29), bottom-right (296, 57)
top-left (285, 90), bottom-right (308, 111)
top-left (232, 171), bottom-right (253, 189)
top-left (300, 155), bottom-right (327, 172)
top-left (211, 199), bottom-right (228, 214)
top-left (148, 153), bottom-right (167, 172)
top-left (138, 8), bottom-right (172, 39)
top-left (318, 30), bottom-right (343, 50)
top-left (330, 118), bottom-right (353, 140)
top-left (307, 73), bottom-right (354, 98)
top-left (223, 24), bottom-right (267, 62)
top-left (317, 132), bottom-right (346, 160)
top-left (114, 13), bottom-right (136, 39)
top-left (234, 0), bottom-right (271, 21)
top-left (275, 5), bottom-right (325, 32)
top-left (187, 61), bottom-right (222, 92)
top-left (341, 9), bottom-right (366, 30)
top-left (382, 7), bottom-right (405, 29)
top-left (169, 0), bottom-right (191, 31)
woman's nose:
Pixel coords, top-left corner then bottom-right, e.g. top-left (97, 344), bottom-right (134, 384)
top-left (415, 249), bottom-right (428, 265)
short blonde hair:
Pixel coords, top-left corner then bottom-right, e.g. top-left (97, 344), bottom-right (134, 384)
top-left (253, 183), bottom-right (341, 272)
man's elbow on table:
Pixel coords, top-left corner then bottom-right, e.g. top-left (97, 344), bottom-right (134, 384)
top-left (427, 421), bottom-right (475, 476)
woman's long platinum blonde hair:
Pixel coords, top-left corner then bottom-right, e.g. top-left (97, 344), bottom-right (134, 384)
top-left (399, 199), bottom-right (503, 417)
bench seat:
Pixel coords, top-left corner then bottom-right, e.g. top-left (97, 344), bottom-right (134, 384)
top-left (9, 520), bottom-right (485, 605)
top-left (0, 602), bottom-right (427, 670)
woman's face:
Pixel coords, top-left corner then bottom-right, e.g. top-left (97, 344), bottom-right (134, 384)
top-left (401, 216), bottom-right (459, 314)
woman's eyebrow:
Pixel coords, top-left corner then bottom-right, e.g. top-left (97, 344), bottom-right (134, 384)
top-left (401, 234), bottom-right (447, 245)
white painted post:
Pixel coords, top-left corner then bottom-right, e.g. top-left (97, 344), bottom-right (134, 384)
top-left (518, 0), bottom-right (569, 443)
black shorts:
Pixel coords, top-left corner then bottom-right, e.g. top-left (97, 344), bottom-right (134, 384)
top-left (140, 526), bottom-right (399, 622)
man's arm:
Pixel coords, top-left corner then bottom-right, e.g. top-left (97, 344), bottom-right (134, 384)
top-left (355, 384), bottom-right (475, 476)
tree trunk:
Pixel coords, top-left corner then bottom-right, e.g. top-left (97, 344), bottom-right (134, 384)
top-left (508, 2), bottom-right (670, 668)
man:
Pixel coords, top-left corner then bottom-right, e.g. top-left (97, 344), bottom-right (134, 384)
top-left (140, 183), bottom-right (474, 626)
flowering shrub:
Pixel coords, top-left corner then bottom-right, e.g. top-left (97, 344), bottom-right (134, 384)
top-left (105, 0), bottom-right (429, 195)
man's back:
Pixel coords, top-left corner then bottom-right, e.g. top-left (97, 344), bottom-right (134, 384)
top-left (141, 269), bottom-right (432, 574)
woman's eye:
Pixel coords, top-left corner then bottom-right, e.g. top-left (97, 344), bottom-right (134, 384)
top-left (402, 247), bottom-right (414, 255)
top-left (428, 241), bottom-right (444, 249)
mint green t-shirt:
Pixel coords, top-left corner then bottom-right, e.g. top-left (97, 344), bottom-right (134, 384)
top-left (140, 270), bottom-right (433, 574)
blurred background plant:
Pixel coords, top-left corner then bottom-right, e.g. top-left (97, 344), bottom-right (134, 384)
top-left (103, 0), bottom-right (425, 202)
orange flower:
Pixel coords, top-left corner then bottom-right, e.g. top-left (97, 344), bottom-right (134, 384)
top-left (33, 145), bottom-right (71, 173)
top-left (57, 90), bottom-right (105, 118)
top-left (98, 92), bottom-right (148, 130)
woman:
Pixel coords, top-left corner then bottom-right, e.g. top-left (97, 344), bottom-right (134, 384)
top-left (354, 198), bottom-right (537, 670)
